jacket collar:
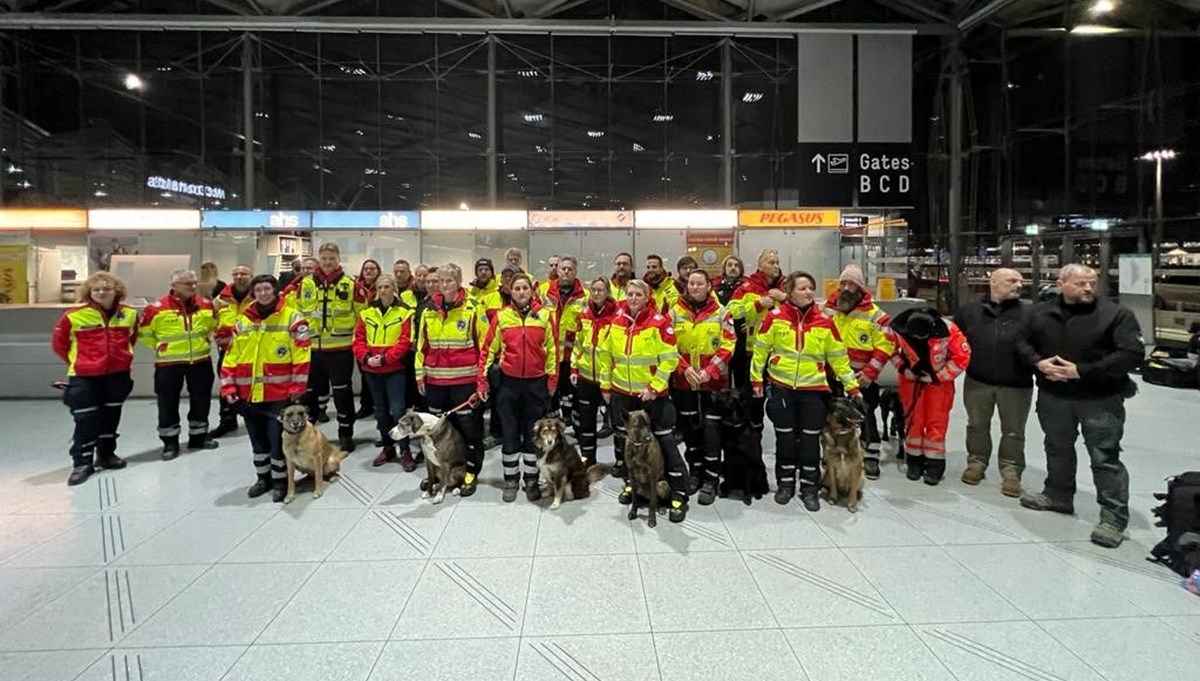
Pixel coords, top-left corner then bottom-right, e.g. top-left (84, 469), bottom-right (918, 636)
top-left (313, 267), bottom-right (346, 286)
top-left (547, 277), bottom-right (585, 302)
top-left (432, 288), bottom-right (467, 310)
top-left (586, 297), bottom-right (618, 320)
top-left (824, 289), bottom-right (876, 313)
top-left (746, 270), bottom-right (784, 292)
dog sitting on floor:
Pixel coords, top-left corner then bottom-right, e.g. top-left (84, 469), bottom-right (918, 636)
top-left (712, 388), bottom-right (770, 506)
top-left (624, 410), bottom-right (670, 528)
top-left (821, 396), bottom-right (866, 513)
top-left (390, 410), bottom-right (466, 504)
top-left (280, 404), bottom-right (349, 504)
top-left (532, 417), bottom-right (606, 510)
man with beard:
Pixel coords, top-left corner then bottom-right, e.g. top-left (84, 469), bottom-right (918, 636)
top-left (673, 256), bottom-right (698, 299)
top-left (954, 268), bottom-right (1034, 497)
top-left (715, 256), bottom-right (748, 390)
top-left (644, 254), bottom-right (678, 315)
top-left (729, 250), bottom-right (786, 436)
top-left (469, 258), bottom-right (500, 304)
top-left (278, 258), bottom-right (301, 290)
top-left (610, 252), bottom-right (634, 304)
top-left (539, 256), bottom-right (587, 425)
top-left (212, 264), bottom-right (255, 438)
top-left (823, 264), bottom-right (895, 479)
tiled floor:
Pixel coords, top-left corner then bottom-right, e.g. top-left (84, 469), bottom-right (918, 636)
top-left (1, 377), bottom-right (1199, 681)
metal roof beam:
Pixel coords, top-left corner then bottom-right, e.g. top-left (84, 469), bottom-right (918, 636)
top-left (658, 0), bottom-right (735, 22)
top-left (870, 0), bottom-right (951, 24)
top-left (771, 0), bottom-right (849, 22)
top-left (958, 0), bottom-right (1021, 33)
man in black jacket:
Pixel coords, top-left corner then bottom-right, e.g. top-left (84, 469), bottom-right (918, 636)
top-left (955, 268), bottom-right (1033, 498)
top-left (1018, 264), bottom-right (1144, 549)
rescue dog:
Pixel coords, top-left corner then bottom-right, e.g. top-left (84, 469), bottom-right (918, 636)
top-left (712, 388), bottom-right (770, 506)
top-left (532, 417), bottom-right (606, 510)
top-left (879, 387), bottom-right (906, 460)
top-left (821, 397), bottom-right (866, 513)
top-left (624, 410), bottom-right (670, 528)
top-left (280, 404), bottom-right (349, 504)
top-left (389, 410), bottom-right (466, 504)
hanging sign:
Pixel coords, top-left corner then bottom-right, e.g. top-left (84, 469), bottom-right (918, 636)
top-left (311, 211), bottom-right (420, 229)
top-left (738, 210), bottom-right (841, 228)
top-left (528, 211), bottom-right (631, 228)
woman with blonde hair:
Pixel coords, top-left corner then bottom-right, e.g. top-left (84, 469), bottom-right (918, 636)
top-left (353, 273), bottom-right (415, 469)
top-left (571, 275), bottom-right (620, 469)
top-left (51, 272), bottom-right (139, 486)
top-left (198, 261), bottom-right (225, 300)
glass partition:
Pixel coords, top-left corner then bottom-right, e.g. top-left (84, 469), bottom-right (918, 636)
top-left (421, 232), bottom-right (475, 272)
top-left (313, 231), bottom-right (421, 278)
top-left (201, 231), bottom-right (265, 279)
top-left (529, 229), bottom-right (634, 282)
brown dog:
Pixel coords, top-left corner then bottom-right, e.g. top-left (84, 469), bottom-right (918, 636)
top-left (389, 410), bottom-right (466, 504)
top-left (624, 410), bottom-right (670, 528)
top-left (280, 404), bottom-right (349, 504)
top-left (821, 397), bottom-right (866, 513)
top-left (533, 417), bottom-right (605, 510)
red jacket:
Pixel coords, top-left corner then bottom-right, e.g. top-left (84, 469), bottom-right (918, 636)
top-left (52, 301), bottom-right (138, 377)
top-left (890, 309), bottom-right (971, 384)
top-left (352, 300), bottom-right (414, 374)
top-left (478, 301), bottom-right (558, 393)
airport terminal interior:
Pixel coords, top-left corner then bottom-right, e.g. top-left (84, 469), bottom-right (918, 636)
top-left (1, 1), bottom-right (1200, 680)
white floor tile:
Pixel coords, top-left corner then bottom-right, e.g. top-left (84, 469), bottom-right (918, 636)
top-left (74, 647), bottom-right (247, 681)
top-left (390, 557), bottom-right (531, 640)
top-left (745, 549), bottom-right (900, 627)
top-left (523, 554), bottom-right (649, 636)
top-left (657, 629), bottom-right (808, 681)
top-left (786, 625), bottom-right (954, 681)
top-left (1038, 617), bottom-right (1200, 681)
top-left (914, 621), bottom-right (1106, 681)
top-left (0, 650), bottom-right (107, 681)
top-left (369, 638), bottom-right (518, 681)
top-left (223, 642), bottom-right (383, 681)
top-left (639, 552), bottom-right (775, 632)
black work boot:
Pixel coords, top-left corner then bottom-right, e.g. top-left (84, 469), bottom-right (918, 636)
top-left (68, 462), bottom-right (95, 486)
top-left (668, 498), bottom-right (688, 523)
top-left (211, 420), bottom-right (238, 438)
top-left (611, 459), bottom-right (627, 479)
top-left (161, 439), bottom-right (180, 461)
top-left (271, 482), bottom-right (287, 503)
top-left (774, 483), bottom-right (796, 505)
top-left (923, 458), bottom-right (946, 486)
top-left (247, 475), bottom-right (272, 498)
top-left (524, 481), bottom-right (542, 502)
top-left (697, 480), bottom-right (718, 506)
top-left (339, 435), bottom-right (356, 453)
top-left (187, 437), bottom-right (219, 451)
top-left (94, 441), bottom-right (127, 470)
top-left (905, 454), bottom-right (925, 481)
top-left (799, 487), bottom-right (821, 512)
top-left (618, 484), bottom-right (634, 505)
top-left (864, 458), bottom-right (881, 480)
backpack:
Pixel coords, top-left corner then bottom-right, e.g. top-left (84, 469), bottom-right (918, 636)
top-left (1141, 350), bottom-right (1199, 390)
top-left (1149, 472), bottom-right (1200, 576)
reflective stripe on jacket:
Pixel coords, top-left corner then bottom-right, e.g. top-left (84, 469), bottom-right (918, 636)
top-left (539, 278), bottom-right (586, 357)
top-left (289, 269), bottom-right (364, 351)
top-left (214, 284), bottom-right (254, 351)
top-left (478, 302), bottom-right (558, 393)
top-left (670, 295), bottom-right (736, 392)
top-left (751, 301), bottom-right (859, 393)
top-left (352, 300), bottom-right (414, 374)
top-left (52, 302), bottom-right (138, 377)
top-left (415, 288), bottom-right (487, 387)
top-left (650, 277), bottom-right (679, 316)
top-left (822, 292), bottom-right (895, 381)
top-left (139, 293), bottom-right (217, 366)
top-left (600, 305), bottom-right (679, 397)
top-left (729, 270), bottom-right (786, 356)
top-left (571, 299), bottom-right (618, 386)
top-left (219, 301), bottom-right (311, 403)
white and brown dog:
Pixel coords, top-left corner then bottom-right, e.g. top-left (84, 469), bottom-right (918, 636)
top-left (390, 410), bottom-right (467, 504)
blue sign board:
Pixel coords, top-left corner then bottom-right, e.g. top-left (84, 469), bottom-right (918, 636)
top-left (202, 210), bottom-right (312, 230)
top-left (311, 211), bottom-right (420, 230)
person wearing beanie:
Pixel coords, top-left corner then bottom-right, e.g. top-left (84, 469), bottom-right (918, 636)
top-left (889, 306), bottom-right (971, 486)
top-left (469, 258), bottom-right (500, 303)
top-left (823, 262), bottom-right (896, 480)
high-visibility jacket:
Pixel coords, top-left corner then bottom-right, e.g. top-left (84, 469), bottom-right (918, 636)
top-left (476, 289), bottom-right (506, 323)
top-left (822, 291), bottom-right (895, 381)
top-left (214, 283), bottom-right (254, 351)
top-left (670, 295), bottom-right (736, 392)
top-left (600, 305), bottom-right (679, 397)
top-left (751, 301), bottom-right (859, 394)
top-left (478, 301), bottom-right (558, 393)
top-left (649, 276), bottom-right (679, 315)
top-left (890, 308), bottom-right (971, 384)
top-left (571, 298), bottom-right (619, 385)
top-left (352, 300), bottom-right (414, 374)
top-left (609, 276), bottom-right (631, 303)
top-left (52, 301), bottom-right (138, 377)
top-left (469, 277), bottom-right (500, 306)
top-left (415, 288), bottom-right (487, 387)
top-left (729, 270), bottom-right (787, 357)
top-left (139, 293), bottom-right (217, 366)
top-left (289, 268), bottom-right (365, 352)
top-left (539, 277), bottom-right (586, 359)
top-left (219, 300), bottom-right (311, 403)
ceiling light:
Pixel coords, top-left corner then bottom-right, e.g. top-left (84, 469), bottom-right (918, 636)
top-left (459, 202), bottom-right (470, 210)
top-left (535, 145), bottom-right (548, 153)
top-left (517, 69), bottom-right (540, 78)
top-left (93, 190), bottom-right (108, 197)
top-left (1140, 149), bottom-right (1178, 161)
top-left (468, 131), bottom-right (482, 140)
top-left (1090, 219), bottom-right (1110, 231)
top-left (741, 92), bottom-right (764, 103)
top-left (1070, 24), bottom-right (1123, 34)
top-left (587, 130), bottom-right (605, 138)
top-left (354, 129), bottom-right (365, 136)
top-left (155, 66), bottom-right (172, 72)
top-left (632, 142), bottom-right (645, 152)
top-left (5, 164), bottom-right (22, 174)
top-left (123, 73), bottom-right (144, 90)
top-left (1024, 224), bottom-right (1040, 236)
top-left (320, 144), bottom-right (337, 152)
top-left (523, 113), bottom-right (545, 123)
top-left (1090, 0), bottom-right (1116, 15)
top-left (652, 114), bottom-right (674, 123)
top-left (695, 70), bottom-right (714, 81)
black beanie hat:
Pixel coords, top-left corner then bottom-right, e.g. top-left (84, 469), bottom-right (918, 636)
top-left (475, 258), bottom-right (494, 275)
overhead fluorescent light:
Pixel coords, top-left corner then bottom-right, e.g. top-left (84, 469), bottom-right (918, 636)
top-left (1070, 24), bottom-right (1123, 35)
top-left (89, 209), bottom-right (200, 231)
top-left (421, 210), bottom-right (527, 231)
top-left (635, 210), bottom-right (738, 229)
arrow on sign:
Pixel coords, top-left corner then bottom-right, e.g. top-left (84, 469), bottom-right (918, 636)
top-left (811, 154), bottom-right (826, 173)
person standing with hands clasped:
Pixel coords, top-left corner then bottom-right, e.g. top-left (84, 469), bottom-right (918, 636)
top-left (603, 279), bottom-right (690, 523)
top-left (571, 276), bottom-right (620, 470)
top-left (353, 274), bottom-right (415, 469)
top-left (1017, 264), bottom-right (1144, 549)
top-left (479, 273), bottom-right (558, 502)
top-left (220, 274), bottom-right (311, 502)
top-left (752, 271), bottom-right (862, 512)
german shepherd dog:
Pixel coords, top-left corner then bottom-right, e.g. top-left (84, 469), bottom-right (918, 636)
top-left (280, 404), bottom-right (350, 504)
top-left (712, 388), bottom-right (770, 506)
top-left (821, 397), bottom-right (866, 513)
top-left (532, 418), bottom-right (606, 510)
top-left (624, 410), bottom-right (670, 528)
top-left (389, 410), bottom-right (466, 504)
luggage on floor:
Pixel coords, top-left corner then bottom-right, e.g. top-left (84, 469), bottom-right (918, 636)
top-left (1141, 347), bottom-right (1199, 390)
top-left (1149, 472), bottom-right (1200, 577)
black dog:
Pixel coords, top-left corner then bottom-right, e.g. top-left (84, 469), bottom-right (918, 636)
top-left (713, 388), bottom-right (770, 505)
top-left (878, 387), bottom-right (906, 460)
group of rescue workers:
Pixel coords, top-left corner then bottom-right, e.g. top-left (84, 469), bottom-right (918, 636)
top-left (51, 244), bottom-right (969, 523)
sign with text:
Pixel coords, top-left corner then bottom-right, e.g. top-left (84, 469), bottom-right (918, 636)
top-left (311, 211), bottom-right (419, 229)
top-left (685, 229), bottom-right (736, 276)
top-left (528, 211), bottom-right (631, 228)
top-left (799, 144), bottom-right (915, 209)
top-left (738, 209), bottom-right (841, 228)
top-left (202, 211), bottom-right (312, 230)
top-left (146, 175), bottom-right (226, 201)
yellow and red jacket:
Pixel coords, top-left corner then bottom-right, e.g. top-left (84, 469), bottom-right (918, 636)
top-left (571, 298), bottom-right (619, 385)
top-left (469, 277), bottom-right (501, 306)
top-left (214, 283), bottom-right (254, 351)
top-left (476, 288), bottom-right (506, 323)
top-left (352, 300), bottom-right (414, 374)
top-left (415, 288), bottom-right (487, 387)
top-left (822, 291), bottom-right (895, 381)
top-left (539, 277), bottom-right (587, 359)
top-left (138, 293), bottom-right (217, 366)
top-left (288, 267), bottom-right (366, 352)
top-left (601, 305), bottom-right (679, 397)
top-left (219, 300), bottom-right (311, 403)
top-left (670, 295), bottom-right (736, 392)
top-left (729, 270), bottom-right (787, 356)
top-left (609, 275), bottom-right (631, 303)
top-left (52, 302), bottom-right (138, 377)
top-left (478, 301), bottom-right (558, 393)
top-left (751, 301), bottom-right (859, 394)
top-left (649, 276), bottom-right (679, 315)
top-left (890, 309), bottom-right (971, 384)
